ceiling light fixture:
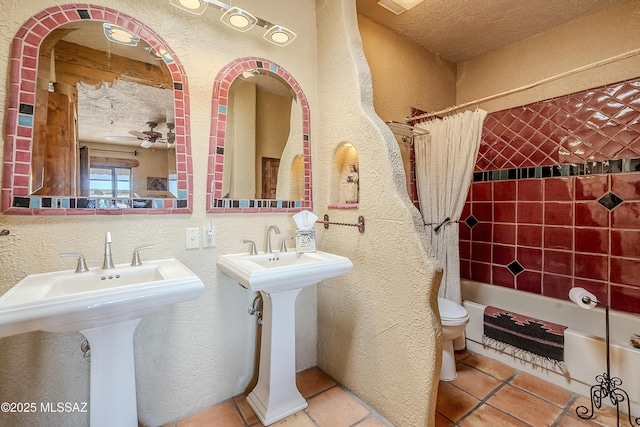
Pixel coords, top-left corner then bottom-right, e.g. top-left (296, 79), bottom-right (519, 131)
top-left (264, 25), bottom-right (297, 47)
top-left (377, 0), bottom-right (424, 15)
top-left (169, 0), bottom-right (297, 47)
top-left (169, 0), bottom-right (208, 15)
top-left (102, 23), bottom-right (140, 46)
top-left (220, 7), bottom-right (258, 32)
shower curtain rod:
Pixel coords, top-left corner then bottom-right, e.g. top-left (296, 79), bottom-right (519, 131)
top-left (408, 46), bottom-right (640, 123)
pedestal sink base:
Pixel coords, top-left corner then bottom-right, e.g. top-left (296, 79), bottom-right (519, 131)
top-left (247, 289), bottom-right (308, 425)
top-left (80, 318), bottom-right (141, 427)
top-left (216, 250), bottom-right (353, 425)
top-left (246, 389), bottom-right (307, 426)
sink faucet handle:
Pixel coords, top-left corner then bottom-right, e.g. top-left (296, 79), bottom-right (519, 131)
top-left (243, 240), bottom-right (258, 255)
top-left (60, 253), bottom-right (89, 273)
top-left (131, 245), bottom-right (154, 266)
top-left (280, 236), bottom-right (294, 252)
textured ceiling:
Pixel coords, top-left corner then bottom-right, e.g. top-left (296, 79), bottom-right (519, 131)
top-left (356, 0), bottom-right (631, 63)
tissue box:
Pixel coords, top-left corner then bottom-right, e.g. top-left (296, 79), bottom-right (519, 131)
top-left (295, 229), bottom-right (316, 253)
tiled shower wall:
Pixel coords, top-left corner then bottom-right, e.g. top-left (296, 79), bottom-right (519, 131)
top-left (458, 78), bottom-right (640, 315)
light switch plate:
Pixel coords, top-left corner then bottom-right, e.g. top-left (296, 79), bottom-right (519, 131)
top-left (186, 228), bottom-right (199, 249)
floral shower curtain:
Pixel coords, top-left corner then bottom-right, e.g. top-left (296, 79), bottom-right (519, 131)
top-left (414, 109), bottom-right (487, 304)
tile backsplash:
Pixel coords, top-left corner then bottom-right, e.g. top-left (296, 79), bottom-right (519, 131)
top-left (458, 77), bottom-right (640, 315)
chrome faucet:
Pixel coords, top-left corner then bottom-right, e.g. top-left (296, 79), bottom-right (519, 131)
top-left (60, 253), bottom-right (89, 273)
top-left (131, 245), bottom-right (154, 266)
top-left (102, 231), bottom-right (114, 269)
top-left (265, 225), bottom-right (280, 253)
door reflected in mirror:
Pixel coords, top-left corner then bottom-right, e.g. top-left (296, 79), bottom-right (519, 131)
top-left (2, 5), bottom-right (192, 214)
top-left (208, 58), bottom-right (312, 213)
top-left (223, 69), bottom-right (303, 200)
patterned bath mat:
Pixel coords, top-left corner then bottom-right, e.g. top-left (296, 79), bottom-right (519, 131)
top-left (483, 306), bottom-right (568, 371)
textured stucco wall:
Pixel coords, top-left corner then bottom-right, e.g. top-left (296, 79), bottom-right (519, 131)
top-left (0, 1), bottom-right (317, 426)
top-left (357, 15), bottom-right (457, 194)
top-left (457, 0), bottom-right (640, 112)
top-left (316, 1), bottom-right (443, 426)
top-left (357, 14), bottom-right (457, 123)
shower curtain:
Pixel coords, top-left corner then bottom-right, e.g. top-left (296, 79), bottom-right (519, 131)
top-left (414, 109), bottom-right (487, 304)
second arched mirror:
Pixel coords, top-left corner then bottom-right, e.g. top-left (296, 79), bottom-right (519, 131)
top-left (207, 58), bottom-right (311, 213)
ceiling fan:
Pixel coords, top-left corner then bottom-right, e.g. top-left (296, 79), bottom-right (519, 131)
top-left (129, 121), bottom-right (175, 148)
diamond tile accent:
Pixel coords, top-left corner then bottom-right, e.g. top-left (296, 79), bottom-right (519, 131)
top-left (465, 215), bottom-right (479, 228)
top-left (598, 192), bottom-right (623, 210)
top-left (477, 79), bottom-right (640, 171)
top-left (507, 260), bottom-right (525, 276)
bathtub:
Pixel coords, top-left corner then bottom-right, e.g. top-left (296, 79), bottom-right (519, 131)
top-left (461, 279), bottom-right (640, 415)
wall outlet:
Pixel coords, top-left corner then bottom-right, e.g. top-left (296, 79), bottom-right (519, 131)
top-left (185, 227), bottom-right (199, 249)
top-left (202, 225), bottom-right (215, 248)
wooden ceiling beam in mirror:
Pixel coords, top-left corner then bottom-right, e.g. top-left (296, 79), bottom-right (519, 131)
top-left (53, 41), bottom-right (173, 89)
top-left (2, 4), bottom-right (193, 215)
top-left (90, 157), bottom-right (140, 168)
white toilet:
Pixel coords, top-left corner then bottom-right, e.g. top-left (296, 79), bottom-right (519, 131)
top-left (437, 297), bottom-right (470, 381)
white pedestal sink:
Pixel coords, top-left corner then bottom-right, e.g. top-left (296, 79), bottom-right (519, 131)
top-left (0, 258), bottom-right (204, 427)
top-left (217, 250), bottom-right (353, 425)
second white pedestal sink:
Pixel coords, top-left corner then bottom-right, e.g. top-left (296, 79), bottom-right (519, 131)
top-left (217, 250), bottom-right (353, 425)
top-left (0, 258), bottom-right (204, 427)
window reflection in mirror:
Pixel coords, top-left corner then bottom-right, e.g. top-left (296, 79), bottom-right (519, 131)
top-left (2, 4), bottom-right (192, 214)
top-left (208, 58), bottom-right (312, 213)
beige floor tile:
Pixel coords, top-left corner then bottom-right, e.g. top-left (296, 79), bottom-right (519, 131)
top-left (458, 403), bottom-right (529, 427)
top-left (436, 381), bottom-right (480, 422)
top-left (510, 371), bottom-right (572, 407)
top-left (450, 363), bottom-right (502, 399)
top-left (176, 401), bottom-right (245, 427)
top-left (233, 394), bottom-right (259, 425)
top-left (460, 353), bottom-right (515, 381)
top-left (487, 384), bottom-right (562, 427)
top-left (269, 411), bottom-right (317, 426)
top-left (356, 417), bottom-right (389, 426)
top-left (306, 387), bottom-right (370, 427)
top-left (296, 366), bottom-right (337, 398)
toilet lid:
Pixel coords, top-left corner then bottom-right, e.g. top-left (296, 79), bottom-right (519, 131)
top-left (437, 297), bottom-right (468, 320)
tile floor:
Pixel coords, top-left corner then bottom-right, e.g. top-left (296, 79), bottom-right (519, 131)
top-left (162, 351), bottom-right (634, 427)
top-left (436, 350), bottom-right (634, 427)
top-left (166, 367), bottom-right (393, 427)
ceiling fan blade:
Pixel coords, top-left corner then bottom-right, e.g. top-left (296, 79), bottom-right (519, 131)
top-left (130, 131), bottom-right (147, 139)
top-left (140, 139), bottom-right (154, 148)
top-left (143, 130), bottom-right (163, 138)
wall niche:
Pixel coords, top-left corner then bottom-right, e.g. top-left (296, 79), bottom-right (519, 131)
top-left (330, 142), bottom-right (359, 208)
